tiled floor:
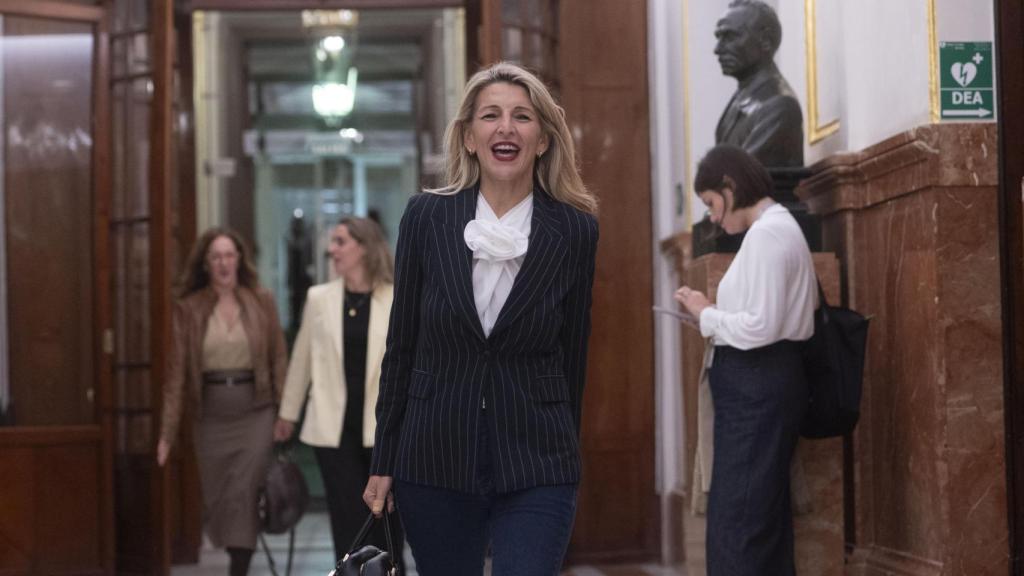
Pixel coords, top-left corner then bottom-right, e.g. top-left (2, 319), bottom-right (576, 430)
top-left (171, 512), bottom-right (691, 576)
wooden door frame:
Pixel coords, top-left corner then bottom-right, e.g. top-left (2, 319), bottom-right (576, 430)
top-left (997, 0), bottom-right (1024, 573)
top-left (182, 0), bottom-right (462, 10)
top-left (151, 0), bottom-right (175, 572)
top-left (0, 0), bottom-right (113, 573)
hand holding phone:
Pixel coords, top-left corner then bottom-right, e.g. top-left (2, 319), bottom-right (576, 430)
top-left (652, 305), bottom-right (700, 329)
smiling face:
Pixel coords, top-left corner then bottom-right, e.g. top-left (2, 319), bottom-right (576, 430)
top-left (464, 82), bottom-right (549, 192)
top-left (328, 223), bottom-right (366, 279)
top-left (699, 187), bottom-right (747, 235)
top-left (205, 235), bottom-right (239, 290)
top-left (714, 7), bottom-right (768, 80)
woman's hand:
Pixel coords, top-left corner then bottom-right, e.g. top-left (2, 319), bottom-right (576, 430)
top-left (363, 475), bottom-right (395, 517)
top-left (273, 418), bottom-right (295, 443)
top-left (674, 285), bottom-right (712, 319)
top-left (156, 439), bottom-right (171, 467)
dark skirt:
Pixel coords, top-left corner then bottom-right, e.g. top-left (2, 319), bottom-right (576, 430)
top-left (195, 382), bottom-right (275, 550)
top-left (706, 340), bottom-right (807, 576)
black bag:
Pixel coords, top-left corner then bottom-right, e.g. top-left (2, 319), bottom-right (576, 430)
top-left (257, 450), bottom-right (309, 576)
top-left (800, 282), bottom-right (870, 439)
top-left (259, 450), bottom-right (309, 534)
top-left (330, 511), bottom-right (400, 576)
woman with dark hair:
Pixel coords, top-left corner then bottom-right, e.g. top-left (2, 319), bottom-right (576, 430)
top-left (157, 227), bottom-right (287, 576)
top-left (675, 144), bottom-right (816, 575)
top-left (274, 217), bottom-right (403, 564)
top-left (362, 62), bottom-right (599, 576)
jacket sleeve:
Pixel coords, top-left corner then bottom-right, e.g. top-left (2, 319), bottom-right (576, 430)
top-left (279, 288), bottom-right (316, 422)
top-left (369, 194), bottom-right (427, 476)
top-left (262, 290), bottom-right (289, 404)
top-left (560, 213), bottom-right (599, 435)
top-left (160, 299), bottom-right (188, 445)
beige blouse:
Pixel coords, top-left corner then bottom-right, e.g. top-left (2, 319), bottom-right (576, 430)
top-left (202, 311), bottom-right (253, 371)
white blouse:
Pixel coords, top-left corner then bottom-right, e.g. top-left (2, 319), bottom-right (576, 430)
top-left (464, 192), bottom-right (532, 337)
top-left (699, 204), bottom-right (817, 349)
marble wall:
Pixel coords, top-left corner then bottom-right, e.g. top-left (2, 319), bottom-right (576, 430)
top-left (796, 123), bottom-right (1006, 575)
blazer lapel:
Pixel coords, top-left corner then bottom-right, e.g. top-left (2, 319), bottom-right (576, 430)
top-left (431, 188), bottom-right (486, 342)
top-left (327, 279), bottom-right (343, 362)
top-left (489, 190), bottom-right (567, 338)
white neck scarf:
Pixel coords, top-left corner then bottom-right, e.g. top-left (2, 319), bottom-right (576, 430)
top-left (463, 192), bottom-right (532, 336)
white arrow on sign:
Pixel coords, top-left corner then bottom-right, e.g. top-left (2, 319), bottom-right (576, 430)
top-left (943, 108), bottom-right (992, 118)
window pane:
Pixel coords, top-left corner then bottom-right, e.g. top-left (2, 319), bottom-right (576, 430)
top-left (502, 27), bottom-right (523, 63)
top-left (502, 0), bottom-right (523, 26)
top-left (1, 16), bottom-right (95, 426)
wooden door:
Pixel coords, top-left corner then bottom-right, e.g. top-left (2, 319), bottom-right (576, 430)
top-left (0, 1), bottom-right (114, 574)
top-left (107, 0), bottom-right (178, 573)
top-left (471, 0), bottom-right (659, 564)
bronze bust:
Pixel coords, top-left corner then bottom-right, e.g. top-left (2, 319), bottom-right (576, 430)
top-left (714, 0), bottom-right (804, 168)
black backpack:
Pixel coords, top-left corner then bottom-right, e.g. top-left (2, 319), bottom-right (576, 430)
top-left (800, 282), bottom-right (870, 439)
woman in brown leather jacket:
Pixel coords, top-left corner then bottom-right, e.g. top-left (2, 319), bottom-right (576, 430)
top-left (157, 227), bottom-right (287, 576)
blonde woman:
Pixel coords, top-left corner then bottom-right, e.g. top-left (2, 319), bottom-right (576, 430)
top-left (363, 62), bottom-right (599, 576)
top-left (274, 217), bottom-right (401, 563)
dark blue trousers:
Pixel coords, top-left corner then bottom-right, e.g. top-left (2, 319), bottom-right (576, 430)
top-left (394, 480), bottom-right (577, 576)
top-left (392, 408), bottom-right (577, 576)
top-left (706, 341), bottom-right (807, 576)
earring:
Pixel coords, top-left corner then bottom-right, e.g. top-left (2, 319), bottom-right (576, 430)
top-left (468, 148), bottom-right (476, 156)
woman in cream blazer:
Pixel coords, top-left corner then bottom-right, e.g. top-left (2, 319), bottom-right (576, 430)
top-left (274, 217), bottom-right (400, 562)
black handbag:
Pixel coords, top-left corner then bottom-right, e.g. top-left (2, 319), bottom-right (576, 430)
top-left (800, 281), bottom-right (870, 439)
top-left (259, 450), bottom-right (310, 534)
top-left (257, 449), bottom-right (310, 576)
top-left (330, 511), bottom-right (400, 576)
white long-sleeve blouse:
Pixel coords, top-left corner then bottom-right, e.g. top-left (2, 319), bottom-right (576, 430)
top-left (699, 204), bottom-right (817, 349)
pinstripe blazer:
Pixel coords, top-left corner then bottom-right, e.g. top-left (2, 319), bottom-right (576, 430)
top-left (369, 186), bottom-right (598, 494)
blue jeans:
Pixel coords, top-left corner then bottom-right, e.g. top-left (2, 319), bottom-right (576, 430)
top-left (393, 480), bottom-right (577, 576)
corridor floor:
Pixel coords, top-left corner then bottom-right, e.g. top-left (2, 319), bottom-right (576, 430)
top-left (170, 511), bottom-right (690, 576)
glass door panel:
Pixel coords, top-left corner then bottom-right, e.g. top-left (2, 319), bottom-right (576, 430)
top-left (0, 15), bottom-right (95, 426)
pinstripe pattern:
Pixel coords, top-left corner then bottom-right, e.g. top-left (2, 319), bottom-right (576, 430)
top-left (370, 186), bottom-right (599, 494)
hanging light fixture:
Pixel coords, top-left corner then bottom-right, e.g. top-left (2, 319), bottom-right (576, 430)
top-left (312, 67), bottom-right (358, 118)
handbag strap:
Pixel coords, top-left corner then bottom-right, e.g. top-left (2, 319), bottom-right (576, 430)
top-left (343, 511), bottom-right (401, 572)
top-left (258, 526), bottom-right (298, 576)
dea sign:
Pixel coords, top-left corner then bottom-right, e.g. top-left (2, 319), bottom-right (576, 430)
top-left (939, 42), bottom-right (995, 120)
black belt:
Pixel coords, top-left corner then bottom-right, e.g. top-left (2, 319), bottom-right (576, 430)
top-left (202, 369), bottom-right (255, 386)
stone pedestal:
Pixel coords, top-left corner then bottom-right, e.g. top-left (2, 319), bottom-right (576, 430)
top-left (661, 237), bottom-right (845, 576)
top-left (796, 123), bottom-right (1005, 575)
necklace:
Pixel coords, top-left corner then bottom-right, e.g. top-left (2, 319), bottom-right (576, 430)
top-left (344, 290), bottom-right (370, 318)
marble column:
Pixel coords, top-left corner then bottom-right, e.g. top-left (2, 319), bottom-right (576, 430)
top-left (796, 123), bottom-right (1005, 576)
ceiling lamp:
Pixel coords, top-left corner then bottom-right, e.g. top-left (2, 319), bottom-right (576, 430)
top-left (312, 67), bottom-right (359, 119)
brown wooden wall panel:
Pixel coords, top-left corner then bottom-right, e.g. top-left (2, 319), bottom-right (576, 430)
top-left (560, 0), bottom-right (657, 563)
top-left (0, 430), bottom-right (103, 575)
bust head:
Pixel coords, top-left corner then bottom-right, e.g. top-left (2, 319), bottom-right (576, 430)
top-left (714, 0), bottom-right (782, 81)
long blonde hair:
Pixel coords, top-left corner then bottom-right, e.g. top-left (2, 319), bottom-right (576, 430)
top-left (338, 217), bottom-right (394, 287)
top-left (428, 62), bottom-right (597, 215)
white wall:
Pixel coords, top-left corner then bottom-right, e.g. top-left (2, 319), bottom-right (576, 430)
top-left (194, 11), bottom-right (231, 231)
top-left (672, 0), bottom-right (996, 222)
top-left (647, 0), bottom-right (689, 563)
